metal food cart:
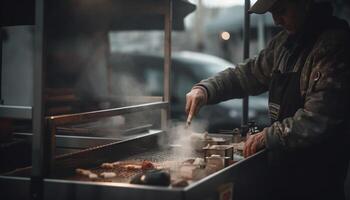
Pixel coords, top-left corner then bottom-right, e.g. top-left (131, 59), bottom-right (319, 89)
top-left (0, 0), bottom-right (271, 200)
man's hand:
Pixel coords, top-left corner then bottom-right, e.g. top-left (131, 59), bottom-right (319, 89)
top-left (243, 131), bottom-right (266, 157)
top-left (185, 87), bottom-right (207, 120)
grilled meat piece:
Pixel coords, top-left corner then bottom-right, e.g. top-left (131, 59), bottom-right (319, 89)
top-left (130, 169), bottom-right (170, 186)
top-left (141, 160), bottom-right (155, 170)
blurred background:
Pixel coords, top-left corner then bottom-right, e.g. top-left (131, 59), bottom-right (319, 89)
top-left (1, 0), bottom-right (350, 133)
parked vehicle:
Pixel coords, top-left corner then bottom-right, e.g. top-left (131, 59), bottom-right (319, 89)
top-left (109, 51), bottom-right (269, 132)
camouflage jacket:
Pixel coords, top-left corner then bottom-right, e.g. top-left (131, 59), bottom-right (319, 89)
top-left (196, 5), bottom-right (350, 151)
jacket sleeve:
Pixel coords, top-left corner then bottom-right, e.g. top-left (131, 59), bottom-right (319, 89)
top-left (195, 34), bottom-right (279, 104)
top-left (265, 30), bottom-right (350, 150)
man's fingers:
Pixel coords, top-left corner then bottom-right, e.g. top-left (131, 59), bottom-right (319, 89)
top-left (188, 95), bottom-right (202, 116)
top-left (244, 135), bottom-right (257, 157)
top-left (243, 138), bottom-right (248, 157)
top-left (246, 140), bottom-right (252, 157)
top-left (244, 132), bottom-right (266, 157)
top-left (243, 136), bottom-right (252, 157)
top-left (185, 88), bottom-right (207, 120)
top-left (185, 96), bottom-right (191, 114)
top-left (250, 140), bottom-right (257, 155)
top-left (244, 144), bottom-right (251, 157)
top-left (189, 99), bottom-right (197, 117)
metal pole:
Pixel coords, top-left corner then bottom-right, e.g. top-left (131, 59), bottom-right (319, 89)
top-left (241, 0), bottom-right (251, 136)
top-left (31, 0), bottom-right (47, 199)
top-left (49, 101), bottom-right (169, 126)
top-left (0, 28), bottom-right (3, 105)
top-left (162, 0), bottom-right (172, 130)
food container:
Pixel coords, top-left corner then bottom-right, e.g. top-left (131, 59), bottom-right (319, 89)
top-left (203, 145), bottom-right (234, 160)
top-left (190, 132), bottom-right (230, 152)
top-left (205, 155), bottom-right (231, 173)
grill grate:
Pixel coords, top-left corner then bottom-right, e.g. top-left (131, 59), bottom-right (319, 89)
top-left (69, 147), bottom-right (204, 184)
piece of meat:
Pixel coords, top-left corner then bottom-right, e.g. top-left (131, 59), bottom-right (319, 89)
top-left (76, 168), bottom-right (92, 176)
top-left (130, 170), bottom-right (170, 186)
top-left (205, 155), bottom-right (225, 174)
top-left (88, 173), bottom-right (98, 179)
top-left (100, 172), bottom-right (116, 178)
top-left (141, 160), bottom-right (155, 170)
top-left (192, 158), bottom-right (205, 167)
top-left (101, 161), bottom-right (121, 169)
top-left (76, 168), bottom-right (99, 179)
top-left (179, 165), bottom-right (197, 179)
top-left (125, 164), bottom-right (142, 170)
top-left (101, 163), bottom-right (114, 169)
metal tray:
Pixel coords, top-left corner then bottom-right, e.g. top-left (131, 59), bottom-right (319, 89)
top-left (0, 131), bottom-right (270, 200)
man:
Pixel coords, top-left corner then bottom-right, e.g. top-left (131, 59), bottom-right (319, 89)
top-left (185, 0), bottom-right (350, 199)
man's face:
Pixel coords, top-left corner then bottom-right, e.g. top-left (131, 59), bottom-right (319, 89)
top-left (269, 0), bottom-right (306, 34)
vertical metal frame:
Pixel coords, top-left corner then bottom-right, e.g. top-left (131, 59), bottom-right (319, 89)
top-left (31, 0), bottom-right (47, 199)
top-left (31, 0), bottom-right (174, 176)
top-left (30, 3), bottom-right (174, 197)
top-left (0, 29), bottom-right (3, 104)
top-left (32, 0), bottom-right (46, 177)
top-left (241, 0), bottom-right (251, 135)
top-left (162, 0), bottom-right (172, 130)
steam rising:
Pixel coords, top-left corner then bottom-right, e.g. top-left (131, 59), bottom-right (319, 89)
top-left (164, 120), bottom-right (208, 162)
top-left (168, 124), bottom-right (194, 160)
top-left (46, 1), bottom-right (209, 140)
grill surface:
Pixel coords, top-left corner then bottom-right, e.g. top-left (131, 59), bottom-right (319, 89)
top-left (68, 147), bottom-right (205, 185)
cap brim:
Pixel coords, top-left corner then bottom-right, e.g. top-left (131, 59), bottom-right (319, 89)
top-left (248, 0), bottom-right (278, 14)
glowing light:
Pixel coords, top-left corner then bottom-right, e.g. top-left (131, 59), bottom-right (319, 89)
top-left (221, 31), bottom-right (231, 40)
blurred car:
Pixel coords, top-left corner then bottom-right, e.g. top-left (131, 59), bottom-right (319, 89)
top-left (109, 51), bottom-right (269, 132)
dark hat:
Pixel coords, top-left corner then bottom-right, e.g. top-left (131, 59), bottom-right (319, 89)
top-left (248, 0), bottom-right (279, 14)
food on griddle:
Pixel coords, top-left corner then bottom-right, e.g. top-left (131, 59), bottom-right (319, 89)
top-left (101, 163), bottom-right (112, 169)
top-left (72, 136), bottom-right (243, 185)
top-left (125, 164), bottom-right (142, 170)
top-left (141, 160), bottom-right (155, 170)
top-left (179, 158), bottom-right (207, 180)
top-left (101, 163), bottom-right (114, 169)
top-left (130, 169), bottom-right (171, 186)
top-left (179, 165), bottom-right (197, 179)
top-left (100, 172), bottom-right (117, 178)
top-left (192, 158), bottom-right (205, 167)
top-left (203, 144), bottom-right (234, 159)
top-left (88, 173), bottom-right (99, 179)
top-left (190, 132), bottom-right (230, 152)
top-left (100, 160), bottom-right (156, 171)
top-left (205, 155), bottom-right (225, 173)
top-left (101, 161), bottom-right (121, 169)
top-left (76, 168), bottom-right (98, 179)
top-left (76, 168), bottom-right (91, 176)
top-left (179, 164), bottom-right (206, 180)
